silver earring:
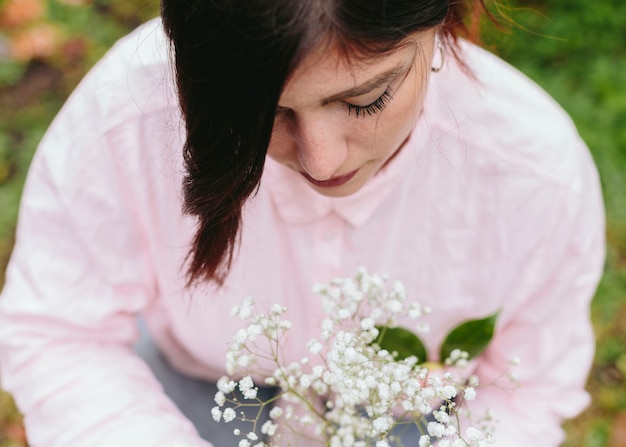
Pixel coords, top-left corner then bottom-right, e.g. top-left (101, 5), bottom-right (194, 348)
top-left (431, 43), bottom-right (445, 73)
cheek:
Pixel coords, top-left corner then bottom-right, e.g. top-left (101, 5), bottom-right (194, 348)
top-left (266, 120), bottom-right (291, 162)
top-left (372, 91), bottom-right (423, 155)
top-left (380, 69), bottom-right (429, 143)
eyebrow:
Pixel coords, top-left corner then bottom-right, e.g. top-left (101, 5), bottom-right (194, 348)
top-left (277, 60), bottom-right (411, 112)
top-left (319, 61), bottom-right (411, 105)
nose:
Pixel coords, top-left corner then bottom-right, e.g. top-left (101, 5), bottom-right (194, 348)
top-left (295, 113), bottom-right (348, 181)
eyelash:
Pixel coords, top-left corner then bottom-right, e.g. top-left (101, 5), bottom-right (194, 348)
top-left (346, 89), bottom-right (393, 119)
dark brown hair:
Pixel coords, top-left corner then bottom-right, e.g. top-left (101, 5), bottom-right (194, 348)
top-left (160, 0), bottom-right (490, 287)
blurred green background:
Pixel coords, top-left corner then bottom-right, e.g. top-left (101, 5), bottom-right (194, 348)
top-left (0, 0), bottom-right (624, 446)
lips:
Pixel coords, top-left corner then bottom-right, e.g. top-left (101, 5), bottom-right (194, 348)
top-left (300, 169), bottom-right (359, 188)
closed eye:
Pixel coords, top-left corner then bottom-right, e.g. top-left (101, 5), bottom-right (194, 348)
top-left (346, 89), bottom-right (393, 119)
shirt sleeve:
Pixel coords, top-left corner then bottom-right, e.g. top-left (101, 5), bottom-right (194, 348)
top-left (460, 137), bottom-right (605, 446)
top-left (0, 45), bottom-right (211, 447)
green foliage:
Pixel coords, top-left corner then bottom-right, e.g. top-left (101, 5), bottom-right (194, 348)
top-left (440, 312), bottom-right (499, 363)
top-left (374, 311), bottom-right (498, 365)
top-left (374, 326), bottom-right (428, 363)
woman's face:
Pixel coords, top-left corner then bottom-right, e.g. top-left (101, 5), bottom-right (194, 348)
top-left (267, 30), bottom-right (436, 197)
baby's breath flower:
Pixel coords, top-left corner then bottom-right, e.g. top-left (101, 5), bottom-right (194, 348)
top-left (360, 317), bottom-right (375, 331)
top-left (219, 270), bottom-right (498, 447)
top-left (427, 421), bottom-right (446, 438)
top-left (223, 408), bottom-right (236, 423)
top-left (271, 304), bottom-right (285, 316)
top-left (468, 375), bottom-right (480, 387)
top-left (419, 435), bottom-right (431, 447)
top-left (307, 339), bottom-right (322, 355)
top-left (243, 388), bottom-right (257, 399)
top-left (261, 420), bottom-right (278, 436)
top-left (269, 407), bottom-right (283, 419)
top-left (464, 387), bottom-right (477, 401)
top-left (214, 391), bottom-right (226, 406)
top-left (416, 322), bottom-right (430, 333)
top-left (372, 415), bottom-right (393, 435)
top-left (211, 406), bottom-right (222, 422)
top-left (217, 377), bottom-right (236, 394)
top-left (434, 410), bottom-right (450, 424)
top-left (466, 426), bottom-right (482, 441)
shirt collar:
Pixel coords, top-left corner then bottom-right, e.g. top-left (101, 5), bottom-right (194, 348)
top-left (263, 129), bottom-right (419, 227)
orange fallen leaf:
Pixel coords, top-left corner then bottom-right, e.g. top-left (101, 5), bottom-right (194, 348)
top-left (0, 0), bottom-right (45, 27)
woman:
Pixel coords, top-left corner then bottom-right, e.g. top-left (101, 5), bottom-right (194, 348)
top-left (0, 0), bottom-right (605, 446)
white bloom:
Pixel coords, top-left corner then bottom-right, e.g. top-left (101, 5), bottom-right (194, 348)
top-left (269, 407), bottom-right (283, 419)
top-left (223, 408), bottom-right (236, 422)
top-left (408, 302), bottom-right (422, 319)
top-left (466, 427), bottom-right (482, 441)
top-left (401, 400), bottom-right (414, 411)
top-left (360, 317), bottom-right (375, 331)
top-left (211, 406), bottom-right (222, 422)
top-left (271, 304), bottom-right (285, 315)
top-left (261, 420), bottom-right (278, 436)
top-left (214, 391), bottom-right (226, 406)
top-left (239, 297), bottom-right (254, 319)
top-left (237, 354), bottom-right (252, 368)
top-left (427, 422), bottom-right (446, 438)
top-left (338, 308), bottom-right (352, 319)
top-left (308, 339), bottom-right (323, 355)
top-left (239, 440), bottom-right (250, 447)
top-left (376, 440), bottom-right (390, 447)
top-left (433, 410), bottom-right (450, 424)
top-left (419, 435), bottom-right (431, 447)
top-left (247, 432), bottom-right (259, 441)
top-left (247, 324), bottom-right (262, 341)
top-left (239, 376), bottom-right (254, 391)
top-left (386, 299), bottom-right (403, 313)
top-left (243, 388), bottom-right (258, 399)
top-left (372, 415), bottom-right (393, 435)
top-left (220, 375), bottom-right (235, 390)
top-left (300, 415), bottom-right (313, 426)
top-left (233, 429), bottom-right (241, 435)
top-left (416, 322), bottom-right (430, 333)
top-left (300, 374), bottom-right (312, 388)
top-left (234, 328), bottom-right (248, 344)
top-left (464, 387), bottom-right (477, 401)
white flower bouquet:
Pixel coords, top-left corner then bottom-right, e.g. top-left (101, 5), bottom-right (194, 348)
top-left (212, 268), bottom-right (517, 447)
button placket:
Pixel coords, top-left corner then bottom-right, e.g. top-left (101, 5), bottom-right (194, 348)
top-left (313, 212), bottom-right (344, 284)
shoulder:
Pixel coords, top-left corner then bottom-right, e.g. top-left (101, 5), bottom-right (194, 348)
top-left (31, 19), bottom-right (183, 211)
top-left (67, 18), bottom-right (177, 132)
top-left (425, 40), bottom-right (589, 189)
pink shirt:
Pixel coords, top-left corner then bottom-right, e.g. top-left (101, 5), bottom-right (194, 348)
top-left (0, 19), bottom-right (605, 447)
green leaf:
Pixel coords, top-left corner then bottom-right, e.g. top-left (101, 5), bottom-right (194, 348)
top-left (374, 326), bottom-right (428, 364)
top-left (440, 311), bottom-right (499, 362)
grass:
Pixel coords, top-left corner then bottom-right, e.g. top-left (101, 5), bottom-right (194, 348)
top-left (1, 0), bottom-right (625, 446)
